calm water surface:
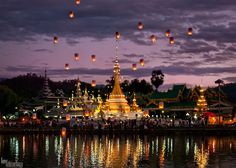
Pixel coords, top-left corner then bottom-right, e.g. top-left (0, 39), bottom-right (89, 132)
top-left (0, 134), bottom-right (236, 168)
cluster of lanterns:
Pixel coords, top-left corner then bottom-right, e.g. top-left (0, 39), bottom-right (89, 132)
top-left (52, 17), bottom-right (193, 86)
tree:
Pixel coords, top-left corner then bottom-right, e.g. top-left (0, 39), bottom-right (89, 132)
top-left (0, 85), bottom-right (19, 115)
top-left (151, 70), bottom-right (164, 91)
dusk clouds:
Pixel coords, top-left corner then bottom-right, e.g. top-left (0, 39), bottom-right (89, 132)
top-left (0, 0), bottom-right (236, 85)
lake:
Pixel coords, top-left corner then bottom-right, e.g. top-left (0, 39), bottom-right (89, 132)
top-left (0, 134), bottom-right (236, 167)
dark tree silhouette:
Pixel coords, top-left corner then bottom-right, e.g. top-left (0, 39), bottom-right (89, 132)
top-left (151, 70), bottom-right (164, 91)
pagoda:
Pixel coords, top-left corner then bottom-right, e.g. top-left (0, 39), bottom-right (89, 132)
top-left (103, 49), bottom-right (131, 117)
top-left (195, 86), bottom-right (208, 116)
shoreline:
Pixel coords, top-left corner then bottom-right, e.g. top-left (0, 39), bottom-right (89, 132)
top-left (0, 127), bottom-right (236, 135)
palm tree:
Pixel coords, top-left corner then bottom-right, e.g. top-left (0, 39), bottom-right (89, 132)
top-left (215, 79), bottom-right (224, 125)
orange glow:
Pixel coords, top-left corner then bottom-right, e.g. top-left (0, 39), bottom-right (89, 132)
top-left (32, 113), bottom-right (37, 120)
top-left (66, 114), bottom-right (71, 121)
top-left (69, 11), bottom-right (75, 19)
top-left (169, 37), bottom-right (174, 44)
top-left (132, 63), bottom-right (137, 71)
top-left (165, 29), bottom-right (170, 37)
top-left (61, 127), bottom-right (66, 136)
top-left (64, 63), bottom-right (70, 70)
top-left (139, 59), bottom-right (144, 66)
top-left (91, 54), bottom-right (96, 62)
top-left (115, 32), bottom-right (120, 40)
top-left (53, 36), bottom-right (58, 44)
top-left (143, 111), bottom-right (149, 117)
top-left (74, 53), bottom-right (79, 61)
top-left (137, 22), bottom-right (144, 30)
top-left (91, 80), bottom-right (96, 87)
top-left (84, 111), bottom-right (90, 117)
top-left (75, 0), bottom-right (80, 5)
top-left (63, 100), bottom-right (68, 107)
top-left (159, 102), bottom-right (164, 109)
top-left (187, 27), bottom-right (193, 36)
top-left (150, 35), bottom-right (157, 44)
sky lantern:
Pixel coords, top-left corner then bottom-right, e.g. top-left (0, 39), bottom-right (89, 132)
top-left (139, 59), bottom-right (144, 66)
top-left (159, 102), bottom-right (164, 109)
top-left (137, 22), bottom-right (144, 30)
top-left (91, 80), bottom-right (96, 87)
top-left (66, 114), bottom-right (71, 121)
top-left (32, 113), bottom-right (37, 120)
top-left (64, 63), bottom-right (70, 70)
top-left (165, 30), bottom-right (170, 37)
top-left (132, 63), bottom-right (137, 71)
top-left (169, 37), bottom-right (174, 44)
top-left (69, 11), bottom-right (75, 19)
top-left (61, 127), bottom-right (66, 136)
top-left (150, 35), bottom-right (157, 44)
top-left (115, 32), bottom-right (120, 40)
top-left (63, 100), bottom-right (68, 107)
top-left (75, 0), bottom-right (80, 5)
top-left (53, 36), bottom-right (58, 44)
top-left (74, 53), bottom-right (79, 61)
top-left (187, 27), bottom-right (193, 36)
top-left (91, 54), bottom-right (96, 62)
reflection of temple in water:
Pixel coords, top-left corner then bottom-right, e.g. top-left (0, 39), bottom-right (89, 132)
top-left (0, 135), bottom-right (236, 167)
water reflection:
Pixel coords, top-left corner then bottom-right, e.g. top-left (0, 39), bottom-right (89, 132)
top-left (0, 134), bottom-right (236, 168)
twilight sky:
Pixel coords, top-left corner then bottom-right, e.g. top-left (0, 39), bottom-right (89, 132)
top-left (0, 0), bottom-right (236, 87)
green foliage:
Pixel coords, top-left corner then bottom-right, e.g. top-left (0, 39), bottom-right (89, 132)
top-left (0, 85), bottom-right (19, 114)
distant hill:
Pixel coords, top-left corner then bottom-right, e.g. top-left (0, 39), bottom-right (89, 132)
top-left (0, 78), bottom-right (7, 82)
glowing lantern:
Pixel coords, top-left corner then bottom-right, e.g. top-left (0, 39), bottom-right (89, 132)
top-left (132, 63), bottom-right (137, 71)
top-left (169, 37), bottom-right (174, 44)
top-left (66, 114), bottom-right (71, 121)
top-left (63, 100), bottom-right (68, 107)
top-left (150, 35), bottom-right (157, 44)
top-left (84, 111), bottom-right (90, 117)
top-left (74, 53), bottom-right (79, 61)
top-left (75, 0), bottom-right (80, 5)
top-left (187, 27), bottom-right (193, 36)
top-left (64, 63), bottom-right (70, 70)
top-left (69, 11), bottom-right (75, 19)
top-left (165, 30), bottom-right (170, 37)
top-left (115, 32), bottom-right (120, 40)
top-left (32, 113), bottom-right (37, 120)
top-left (139, 59), bottom-right (144, 66)
top-left (53, 36), bottom-right (58, 44)
top-left (61, 127), bottom-right (66, 136)
top-left (159, 102), bottom-right (164, 109)
top-left (91, 54), bottom-right (96, 62)
top-left (143, 111), bottom-right (149, 117)
top-left (137, 22), bottom-right (144, 30)
top-left (91, 80), bottom-right (96, 87)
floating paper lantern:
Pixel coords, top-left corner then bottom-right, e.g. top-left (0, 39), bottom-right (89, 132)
top-left (137, 22), bottom-right (144, 30)
top-left (132, 63), bottom-right (137, 71)
top-left (169, 37), bottom-right (174, 44)
top-left (187, 27), bottom-right (193, 36)
top-left (139, 59), bottom-right (144, 66)
top-left (61, 127), bottom-right (66, 136)
top-left (32, 113), bottom-right (37, 120)
top-left (75, 0), bottom-right (80, 5)
top-left (63, 100), bottom-right (68, 107)
top-left (91, 54), bottom-right (96, 62)
top-left (115, 32), bottom-right (120, 40)
top-left (91, 80), bottom-right (96, 87)
top-left (150, 35), bottom-right (157, 44)
top-left (74, 53), bottom-right (79, 61)
top-left (64, 63), bottom-right (70, 70)
top-left (53, 36), bottom-right (58, 44)
top-left (165, 29), bottom-right (170, 37)
top-left (66, 114), bottom-right (71, 121)
top-left (69, 11), bottom-right (75, 19)
top-left (159, 102), bottom-right (164, 109)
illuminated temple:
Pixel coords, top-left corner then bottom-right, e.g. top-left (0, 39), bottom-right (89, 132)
top-left (102, 52), bottom-right (142, 118)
